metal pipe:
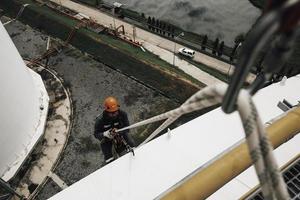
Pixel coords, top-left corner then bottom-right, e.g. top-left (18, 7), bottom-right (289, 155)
top-left (172, 32), bottom-right (184, 67)
top-left (159, 106), bottom-right (300, 200)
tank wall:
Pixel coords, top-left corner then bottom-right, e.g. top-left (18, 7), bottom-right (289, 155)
top-left (0, 22), bottom-right (43, 177)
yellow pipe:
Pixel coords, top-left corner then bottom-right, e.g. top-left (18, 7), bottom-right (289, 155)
top-left (161, 107), bottom-right (300, 200)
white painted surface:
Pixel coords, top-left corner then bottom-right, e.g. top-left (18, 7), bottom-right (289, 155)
top-left (208, 134), bottom-right (300, 200)
top-left (207, 134), bottom-right (300, 200)
top-left (209, 77), bottom-right (300, 199)
top-left (0, 22), bottom-right (49, 181)
top-left (50, 74), bottom-right (300, 200)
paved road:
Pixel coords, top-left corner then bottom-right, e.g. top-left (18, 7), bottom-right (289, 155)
top-left (143, 42), bottom-right (223, 85)
top-left (50, 0), bottom-right (255, 83)
top-left (49, 0), bottom-right (226, 84)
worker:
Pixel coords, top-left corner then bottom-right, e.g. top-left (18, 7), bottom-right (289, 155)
top-left (94, 96), bottom-right (135, 164)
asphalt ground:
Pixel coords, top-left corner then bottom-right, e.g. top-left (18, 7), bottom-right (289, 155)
top-left (1, 17), bottom-right (213, 199)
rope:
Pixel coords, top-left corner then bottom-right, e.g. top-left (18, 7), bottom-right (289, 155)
top-left (139, 84), bottom-right (223, 146)
top-left (115, 84), bottom-right (225, 135)
top-left (114, 83), bottom-right (289, 199)
top-left (237, 91), bottom-right (290, 200)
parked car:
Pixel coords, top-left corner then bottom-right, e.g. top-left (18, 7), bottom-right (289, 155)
top-left (178, 47), bottom-right (195, 58)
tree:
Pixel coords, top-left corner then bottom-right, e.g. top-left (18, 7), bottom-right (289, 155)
top-left (212, 38), bottom-right (219, 55)
top-left (147, 16), bottom-right (151, 29)
top-left (201, 35), bottom-right (208, 50)
top-left (171, 26), bottom-right (175, 38)
top-left (96, 0), bottom-right (103, 6)
top-left (217, 41), bottom-right (224, 56)
top-left (158, 21), bottom-right (163, 34)
top-left (156, 19), bottom-right (160, 33)
top-left (151, 17), bottom-right (155, 31)
top-left (161, 22), bottom-right (166, 35)
top-left (230, 43), bottom-right (238, 62)
top-left (234, 33), bottom-right (245, 44)
top-left (167, 24), bottom-right (171, 37)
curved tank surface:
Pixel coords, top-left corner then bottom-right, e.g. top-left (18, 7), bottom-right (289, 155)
top-left (0, 22), bottom-right (49, 181)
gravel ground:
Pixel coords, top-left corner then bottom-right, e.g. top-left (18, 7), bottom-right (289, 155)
top-left (1, 17), bottom-right (193, 199)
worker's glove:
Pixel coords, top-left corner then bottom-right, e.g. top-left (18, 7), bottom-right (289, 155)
top-left (110, 128), bottom-right (117, 135)
top-left (103, 130), bottom-right (113, 139)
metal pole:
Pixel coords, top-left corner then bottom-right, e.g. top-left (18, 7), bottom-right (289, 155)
top-left (133, 25), bottom-right (136, 42)
top-left (172, 32), bottom-right (184, 67)
top-left (227, 62), bottom-right (232, 81)
top-left (113, 7), bottom-right (116, 31)
top-left (173, 41), bottom-right (176, 67)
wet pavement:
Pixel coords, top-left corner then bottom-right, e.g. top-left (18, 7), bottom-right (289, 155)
top-left (1, 17), bottom-right (182, 199)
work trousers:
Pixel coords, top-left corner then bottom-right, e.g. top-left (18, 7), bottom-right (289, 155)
top-left (101, 132), bottom-right (135, 161)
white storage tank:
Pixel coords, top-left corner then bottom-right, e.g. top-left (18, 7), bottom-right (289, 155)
top-left (0, 22), bottom-right (49, 181)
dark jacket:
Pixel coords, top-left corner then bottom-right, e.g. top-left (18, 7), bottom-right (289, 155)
top-left (94, 110), bottom-right (130, 141)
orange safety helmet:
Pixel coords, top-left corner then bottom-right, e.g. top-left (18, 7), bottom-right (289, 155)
top-left (103, 96), bottom-right (119, 112)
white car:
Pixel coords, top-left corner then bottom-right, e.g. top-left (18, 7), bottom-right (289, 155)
top-left (178, 47), bottom-right (195, 58)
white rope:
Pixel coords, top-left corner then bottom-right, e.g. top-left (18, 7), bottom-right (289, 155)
top-left (139, 84), bottom-right (224, 146)
top-left (114, 83), bottom-right (289, 199)
top-left (237, 90), bottom-right (290, 200)
top-left (116, 84), bottom-right (226, 136)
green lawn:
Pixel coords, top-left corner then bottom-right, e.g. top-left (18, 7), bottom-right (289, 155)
top-left (185, 57), bottom-right (230, 83)
top-left (81, 29), bottom-right (206, 87)
top-left (15, 0), bottom-right (208, 87)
